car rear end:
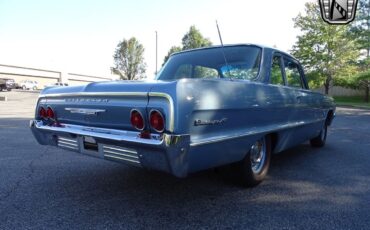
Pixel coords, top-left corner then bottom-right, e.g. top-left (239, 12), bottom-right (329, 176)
top-left (30, 82), bottom-right (190, 177)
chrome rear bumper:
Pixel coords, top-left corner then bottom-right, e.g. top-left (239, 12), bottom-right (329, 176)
top-left (30, 120), bottom-right (190, 177)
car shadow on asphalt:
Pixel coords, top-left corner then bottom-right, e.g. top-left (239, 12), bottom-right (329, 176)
top-left (1, 117), bottom-right (369, 208)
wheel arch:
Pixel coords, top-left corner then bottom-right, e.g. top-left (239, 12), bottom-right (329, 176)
top-left (326, 110), bottom-right (335, 126)
top-left (267, 132), bottom-right (278, 154)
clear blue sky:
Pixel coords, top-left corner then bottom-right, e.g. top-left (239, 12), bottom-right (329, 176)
top-left (0, 0), bottom-right (310, 78)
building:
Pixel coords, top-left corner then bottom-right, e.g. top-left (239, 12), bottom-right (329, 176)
top-left (0, 64), bottom-right (118, 89)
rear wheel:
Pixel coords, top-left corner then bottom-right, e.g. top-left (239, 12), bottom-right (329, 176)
top-left (238, 136), bottom-right (271, 187)
top-left (310, 124), bottom-right (327, 147)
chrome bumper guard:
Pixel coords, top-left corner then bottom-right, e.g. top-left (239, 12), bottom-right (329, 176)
top-left (30, 120), bottom-right (190, 177)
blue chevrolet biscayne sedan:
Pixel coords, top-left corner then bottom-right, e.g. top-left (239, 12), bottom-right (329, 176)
top-left (30, 44), bottom-right (335, 187)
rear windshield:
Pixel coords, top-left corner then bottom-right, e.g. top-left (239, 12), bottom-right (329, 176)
top-left (156, 46), bottom-right (262, 81)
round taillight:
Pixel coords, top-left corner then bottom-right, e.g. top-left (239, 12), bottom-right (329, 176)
top-left (150, 110), bottom-right (165, 133)
top-left (46, 107), bottom-right (55, 119)
top-left (130, 110), bottom-right (144, 130)
top-left (39, 107), bottom-right (46, 118)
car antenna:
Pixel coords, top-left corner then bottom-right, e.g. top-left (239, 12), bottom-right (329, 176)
top-left (216, 20), bottom-right (230, 79)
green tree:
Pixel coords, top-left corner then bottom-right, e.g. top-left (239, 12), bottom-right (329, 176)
top-left (356, 70), bottom-right (370, 102)
top-left (291, 3), bottom-right (360, 94)
top-left (181, 25), bottom-right (212, 50)
top-left (113, 37), bottom-right (146, 80)
top-left (162, 26), bottom-right (212, 65)
top-left (350, 0), bottom-right (370, 61)
top-left (162, 46), bottom-right (182, 66)
top-left (338, 69), bottom-right (370, 102)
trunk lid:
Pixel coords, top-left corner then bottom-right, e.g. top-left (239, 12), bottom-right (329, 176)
top-left (38, 81), bottom-right (157, 130)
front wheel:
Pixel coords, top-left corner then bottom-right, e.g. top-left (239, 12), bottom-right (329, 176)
top-left (310, 124), bottom-right (327, 147)
top-left (238, 136), bottom-right (271, 187)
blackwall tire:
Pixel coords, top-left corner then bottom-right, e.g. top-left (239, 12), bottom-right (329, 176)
top-left (310, 124), bottom-right (327, 148)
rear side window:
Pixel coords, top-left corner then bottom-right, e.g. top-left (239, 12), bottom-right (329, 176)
top-left (270, 56), bottom-right (284, 85)
top-left (173, 64), bottom-right (219, 79)
top-left (194, 66), bottom-right (219, 79)
top-left (174, 64), bottom-right (192, 78)
top-left (284, 58), bottom-right (302, 88)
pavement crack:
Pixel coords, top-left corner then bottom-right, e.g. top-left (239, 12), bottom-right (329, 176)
top-left (0, 147), bottom-right (50, 203)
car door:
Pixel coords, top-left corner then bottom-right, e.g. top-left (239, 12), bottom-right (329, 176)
top-left (269, 54), bottom-right (299, 127)
top-left (282, 56), bottom-right (318, 141)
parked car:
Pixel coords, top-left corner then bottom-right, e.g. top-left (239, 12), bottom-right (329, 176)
top-left (44, 82), bottom-right (69, 88)
top-left (0, 78), bottom-right (16, 91)
top-left (30, 44), bottom-right (335, 186)
top-left (19, 80), bottom-right (38, 90)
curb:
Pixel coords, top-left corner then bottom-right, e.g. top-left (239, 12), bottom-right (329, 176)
top-left (337, 105), bottom-right (370, 110)
top-left (12, 89), bottom-right (41, 94)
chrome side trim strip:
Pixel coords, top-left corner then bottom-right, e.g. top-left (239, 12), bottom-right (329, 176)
top-left (149, 92), bottom-right (175, 132)
top-left (190, 118), bottom-right (326, 147)
top-left (38, 92), bottom-right (148, 98)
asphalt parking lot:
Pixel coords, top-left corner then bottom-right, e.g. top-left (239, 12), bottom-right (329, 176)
top-left (0, 91), bottom-right (370, 229)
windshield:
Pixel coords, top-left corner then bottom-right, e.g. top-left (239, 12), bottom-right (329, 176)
top-left (157, 46), bottom-right (262, 81)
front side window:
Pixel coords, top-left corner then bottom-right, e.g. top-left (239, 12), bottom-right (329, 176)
top-left (284, 58), bottom-right (302, 88)
top-left (157, 46), bottom-right (262, 81)
top-left (270, 55), bottom-right (284, 85)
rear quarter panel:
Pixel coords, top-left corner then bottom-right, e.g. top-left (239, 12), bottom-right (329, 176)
top-left (154, 79), bottom-right (307, 172)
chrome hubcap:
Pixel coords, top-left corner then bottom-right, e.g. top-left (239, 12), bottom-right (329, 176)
top-left (250, 138), bottom-right (266, 174)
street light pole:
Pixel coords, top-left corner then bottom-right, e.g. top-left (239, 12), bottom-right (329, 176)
top-left (155, 31), bottom-right (158, 76)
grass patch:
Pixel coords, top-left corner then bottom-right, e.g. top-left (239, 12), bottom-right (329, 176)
top-left (333, 96), bottom-right (370, 109)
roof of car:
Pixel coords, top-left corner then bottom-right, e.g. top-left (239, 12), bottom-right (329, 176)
top-left (170, 43), bottom-right (297, 61)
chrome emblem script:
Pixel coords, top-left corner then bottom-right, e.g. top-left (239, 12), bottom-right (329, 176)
top-left (65, 98), bottom-right (109, 103)
top-left (65, 108), bottom-right (106, 115)
top-left (194, 118), bottom-right (227, 126)
top-left (319, 0), bottom-right (358, 24)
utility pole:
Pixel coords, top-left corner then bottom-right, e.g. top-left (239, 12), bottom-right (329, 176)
top-left (155, 31), bottom-right (158, 75)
